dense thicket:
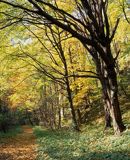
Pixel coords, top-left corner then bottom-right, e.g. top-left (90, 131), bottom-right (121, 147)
top-left (0, 99), bottom-right (12, 132)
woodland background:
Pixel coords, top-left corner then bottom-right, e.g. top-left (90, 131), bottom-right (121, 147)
top-left (0, 2), bottom-right (130, 158)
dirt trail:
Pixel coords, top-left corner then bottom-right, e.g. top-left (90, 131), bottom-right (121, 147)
top-left (0, 126), bottom-right (37, 160)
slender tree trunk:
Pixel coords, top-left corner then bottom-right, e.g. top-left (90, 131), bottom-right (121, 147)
top-left (62, 107), bottom-right (65, 119)
top-left (66, 80), bottom-right (80, 131)
top-left (68, 48), bottom-right (81, 126)
top-left (77, 109), bottom-right (82, 124)
top-left (52, 103), bottom-right (56, 129)
top-left (26, 109), bottom-right (33, 126)
top-left (58, 107), bottom-right (62, 129)
top-left (58, 89), bottom-right (62, 129)
top-left (57, 41), bottom-right (80, 131)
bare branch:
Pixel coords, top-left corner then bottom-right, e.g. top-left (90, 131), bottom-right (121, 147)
top-left (109, 18), bottom-right (120, 42)
top-left (67, 74), bottom-right (99, 79)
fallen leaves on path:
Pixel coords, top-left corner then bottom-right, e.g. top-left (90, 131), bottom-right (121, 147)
top-left (0, 126), bottom-right (37, 160)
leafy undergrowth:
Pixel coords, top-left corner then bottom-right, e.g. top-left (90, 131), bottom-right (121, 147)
top-left (34, 124), bottom-right (130, 160)
top-left (0, 126), bottom-right (22, 140)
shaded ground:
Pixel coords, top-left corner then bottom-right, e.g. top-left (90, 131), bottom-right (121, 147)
top-left (0, 126), bottom-right (37, 160)
top-left (34, 126), bottom-right (130, 160)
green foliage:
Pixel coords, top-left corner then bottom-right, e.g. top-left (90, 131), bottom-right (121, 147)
top-left (34, 125), bottom-right (130, 160)
top-left (0, 125), bottom-right (22, 139)
top-left (0, 113), bottom-right (10, 126)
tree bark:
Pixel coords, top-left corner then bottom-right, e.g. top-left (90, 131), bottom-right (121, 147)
top-left (94, 53), bottom-right (112, 129)
top-left (66, 80), bottom-right (80, 131)
top-left (93, 47), bottom-right (125, 134)
top-left (103, 98), bottom-right (112, 129)
top-left (101, 78), bottom-right (112, 129)
top-left (107, 67), bottom-right (126, 134)
top-left (77, 109), bottom-right (82, 124)
top-left (58, 107), bottom-right (62, 129)
top-left (26, 109), bottom-right (34, 126)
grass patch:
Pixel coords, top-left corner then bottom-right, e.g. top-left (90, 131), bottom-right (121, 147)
top-left (0, 125), bottom-right (23, 139)
top-left (34, 125), bottom-right (130, 160)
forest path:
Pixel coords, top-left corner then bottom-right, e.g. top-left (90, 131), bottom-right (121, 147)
top-left (0, 125), bottom-right (37, 160)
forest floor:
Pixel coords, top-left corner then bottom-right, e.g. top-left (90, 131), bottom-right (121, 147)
top-left (0, 117), bottom-right (130, 160)
top-left (34, 124), bottom-right (130, 160)
top-left (0, 125), bottom-right (37, 160)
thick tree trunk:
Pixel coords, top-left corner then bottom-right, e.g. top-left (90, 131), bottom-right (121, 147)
top-left (103, 97), bottom-right (112, 129)
top-left (100, 67), bottom-right (125, 134)
top-left (95, 56), bottom-right (112, 129)
top-left (94, 48), bottom-right (125, 134)
top-left (101, 79), bottom-right (112, 129)
top-left (100, 72), bottom-right (125, 134)
top-left (106, 67), bottom-right (126, 135)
